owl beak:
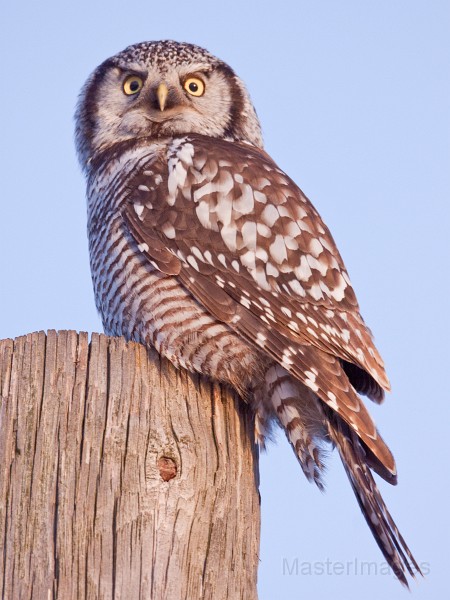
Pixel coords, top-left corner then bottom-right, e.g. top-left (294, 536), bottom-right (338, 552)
top-left (156, 82), bottom-right (169, 112)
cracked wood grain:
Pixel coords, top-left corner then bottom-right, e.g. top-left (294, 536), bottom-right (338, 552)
top-left (0, 331), bottom-right (260, 600)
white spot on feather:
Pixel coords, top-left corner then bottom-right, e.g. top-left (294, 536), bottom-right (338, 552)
top-left (331, 273), bottom-right (347, 301)
top-left (270, 235), bottom-right (288, 264)
top-left (203, 250), bottom-right (214, 265)
top-left (319, 281), bottom-right (331, 296)
top-left (195, 200), bottom-right (211, 229)
top-left (177, 142), bottom-right (194, 164)
top-left (341, 329), bottom-right (351, 343)
top-left (217, 253), bottom-right (227, 267)
top-left (221, 224), bottom-right (237, 252)
top-left (308, 284), bottom-right (323, 301)
top-left (134, 204), bottom-right (144, 218)
top-left (295, 255), bottom-right (313, 281)
top-left (277, 205), bottom-right (291, 218)
top-left (297, 219), bottom-right (313, 234)
top-left (319, 236), bottom-right (334, 252)
top-left (281, 307), bottom-right (292, 318)
top-left (187, 255), bottom-right (199, 271)
top-left (256, 332), bottom-right (267, 347)
top-left (254, 266), bottom-right (271, 290)
top-left (254, 191), bottom-right (267, 204)
top-left (234, 184), bottom-right (254, 213)
top-left (281, 349), bottom-right (294, 368)
top-left (167, 161), bottom-right (187, 201)
top-left (256, 247), bottom-right (268, 261)
top-left (296, 312), bottom-right (308, 324)
top-left (261, 204), bottom-right (279, 227)
top-left (256, 222), bottom-right (271, 238)
top-left (216, 197), bottom-right (233, 226)
top-left (309, 238), bottom-right (324, 257)
top-left (288, 279), bottom-right (306, 297)
top-left (304, 377), bottom-right (318, 392)
top-left (305, 370), bottom-right (316, 382)
top-left (240, 296), bottom-right (251, 309)
top-left (161, 223), bottom-right (176, 239)
top-left (356, 348), bottom-right (365, 360)
top-left (285, 221), bottom-right (302, 237)
top-left (306, 326), bottom-right (319, 339)
top-left (284, 237), bottom-right (299, 251)
top-left (241, 221), bottom-right (257, 250)
top-left (266, 262), bottom-right (279, 278)
top-left (193, 182), bottom-right (214, 201)
top-left (342, 271), bottom-right (352, 285)
top-left (240, 249), bottom-right (256, 270)
top-left (307, 254), bottom-right (328, 276)
top-left (288, 320), bottom-right (300, 332)
top-left (215, 275), bottom-right (225, 288)
top-left (191, 246), bottom-right (204, 261)
top-left (326, 392), bottom-right (339, 410)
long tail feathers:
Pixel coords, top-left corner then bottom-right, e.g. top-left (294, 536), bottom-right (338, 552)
top-left (327, 417), bottom-right (422, 587)
top-left (260, 363), bottom-right (421, 586)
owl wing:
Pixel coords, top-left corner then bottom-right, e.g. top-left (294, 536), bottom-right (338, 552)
top-left (122, 134), bottom-right (395, 477)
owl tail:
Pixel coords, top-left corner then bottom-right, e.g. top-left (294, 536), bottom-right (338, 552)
top-left (327, 417), bottom-right (421, 587)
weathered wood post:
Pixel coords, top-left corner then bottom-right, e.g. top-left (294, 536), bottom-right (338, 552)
top-left (0, 330), bottom-right (260, 600)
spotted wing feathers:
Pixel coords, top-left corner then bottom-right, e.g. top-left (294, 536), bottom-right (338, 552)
top-left (122, 134), bottom-right (394, 477)
top-left (124, 134), bottom-right (389, 395)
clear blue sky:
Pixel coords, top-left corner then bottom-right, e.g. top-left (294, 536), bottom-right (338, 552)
top-left (1, 1), bottom-right (448, 598)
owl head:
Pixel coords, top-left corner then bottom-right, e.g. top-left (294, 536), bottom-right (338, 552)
top-left (75, 40), bottom-right (263, 172)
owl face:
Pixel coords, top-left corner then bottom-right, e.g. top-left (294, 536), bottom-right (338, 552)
top-left (75, 40), bottom-right (263, 172)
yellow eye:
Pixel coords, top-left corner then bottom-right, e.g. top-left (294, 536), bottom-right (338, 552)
top-left (184, 77), bottom-right (205, 97)
top-left (123, 75), bottom-right (144, 95)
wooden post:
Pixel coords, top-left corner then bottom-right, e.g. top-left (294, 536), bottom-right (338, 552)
top-left (0, 330), bottom-right (260, 600)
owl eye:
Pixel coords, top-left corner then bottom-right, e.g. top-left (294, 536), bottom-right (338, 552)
top-left (123, 75), bottom-right (144, 95)
top-left (183, 77), bottom-right (205, 97)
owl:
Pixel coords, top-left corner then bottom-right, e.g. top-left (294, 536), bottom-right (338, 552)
top-left (75, 40), bottom-right (419, 585)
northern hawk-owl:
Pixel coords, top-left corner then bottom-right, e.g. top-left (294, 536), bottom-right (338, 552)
top-left (75, 40), bottom-right (419, 585)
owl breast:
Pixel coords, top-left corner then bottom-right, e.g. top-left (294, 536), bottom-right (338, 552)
top-left (87, 139), bottom-right (262, 393)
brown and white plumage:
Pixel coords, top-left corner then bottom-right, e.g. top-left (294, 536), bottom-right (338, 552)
top-left (75, 40), bottom-right (420, 586)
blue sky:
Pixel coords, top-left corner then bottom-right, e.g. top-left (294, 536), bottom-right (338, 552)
top-left (1, 1), bottom-right (448, 598)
